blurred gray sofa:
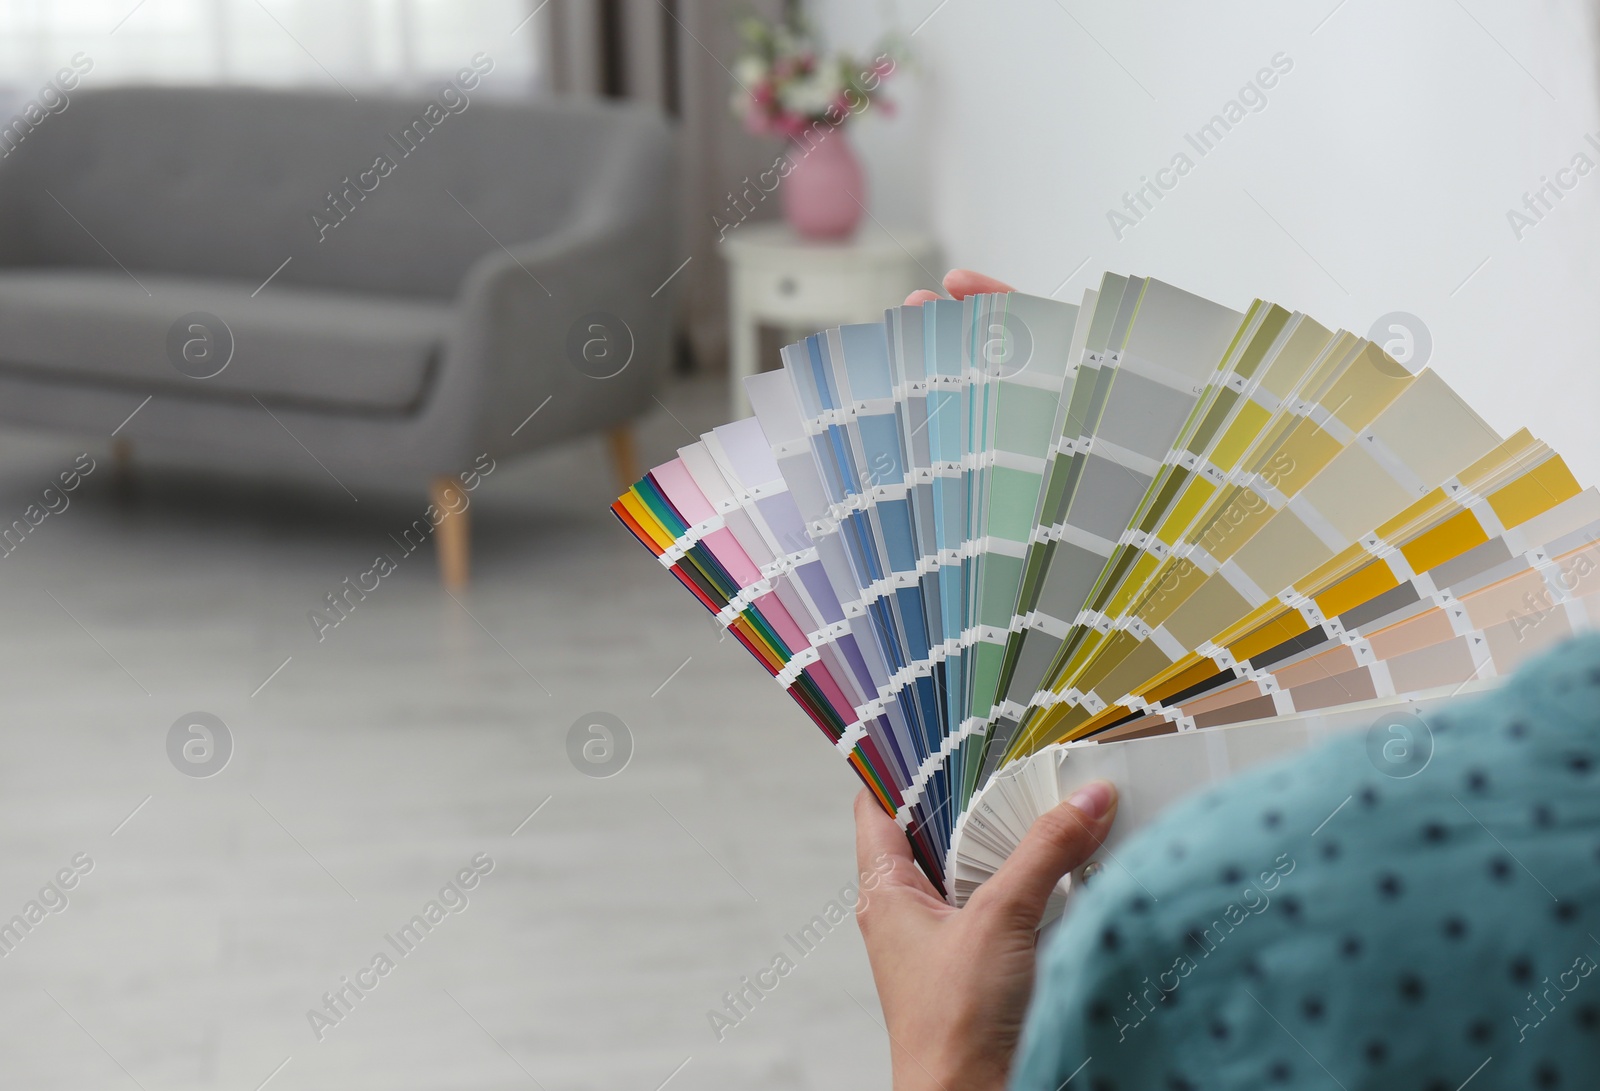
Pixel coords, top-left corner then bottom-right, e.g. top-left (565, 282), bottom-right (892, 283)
top-left (0, 86), bottom-right (678, 584)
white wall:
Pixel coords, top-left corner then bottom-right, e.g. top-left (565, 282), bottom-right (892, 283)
top-left (817, 0), bottom-right (1600, 484)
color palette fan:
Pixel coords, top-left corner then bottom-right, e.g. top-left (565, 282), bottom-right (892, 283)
top-left (612, 273), bottom-right (1599, 905)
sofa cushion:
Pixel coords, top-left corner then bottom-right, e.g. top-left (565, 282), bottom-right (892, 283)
top-left (0, 271), bottom-right (451, 412)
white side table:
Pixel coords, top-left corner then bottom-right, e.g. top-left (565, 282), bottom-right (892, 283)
top-left (722, 223), bottom-right (938, 417)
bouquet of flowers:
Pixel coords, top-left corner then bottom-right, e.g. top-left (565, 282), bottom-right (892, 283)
top-left (730, 11), bottom-right (899, 139)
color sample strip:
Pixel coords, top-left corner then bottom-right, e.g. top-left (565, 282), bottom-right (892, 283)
top-left (1013, 331), bottom-right (1415, 747)
top-left (980, 276), bottom-right (1135, 765)
top-left (1162, 432), bottom-right (1558, 689)
top-left (745, 363), bottom-right (922, 779)
top-left (748, 354), bottom-right (956, 863)
top-left (1014, 364), bottom-right (1504, 754)
top-left (625, 451), bottom-right (892, 773)
top-left (1144, 483), bottom-right (1598, 733)
top-left (953, 292), bottom-right (1085, 810)
top-left (1201, 436), bottom-right (1568, 665)
top-left (980, 303), bottom-right (1314, 779)
top-left (901, 291), bottom-right (1062, 820)
top-left (835, 306), bottom-right (969, 836)
top-left (610, 268), bottom-right (1596, 904)
top-left (1037, 309), bottom-right (1333, 694)
top-left (948, 685), bottom-right (1477, 909)
top-left (614, 453), bottom-right (952, 883)
top-left (966, 284), bottom-right (1254, 793)
top-left (977, 277), bottom-right (1247, 759)
top-left (1021, 329), bottom-right (1417, 743)
top-left (614, 474), bottom-right (843, 744)
top-left (866, 296), bottom-right (983, 848)
top-left (685, 423), bottom-right (874, 731)
top-left (619, 459), bottom-right (856, 746)
top-left (778, 325), bottom-right (954, 851)
top-left (830, 322), bottom-right (945, 780)
top-left (951, 279), bottom-right (1247, 803)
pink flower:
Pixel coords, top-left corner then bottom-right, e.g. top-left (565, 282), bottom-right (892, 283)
top-left (774, 114), bottom-right (809, 139)
top-left (727, 20), bottom-right (902, 139)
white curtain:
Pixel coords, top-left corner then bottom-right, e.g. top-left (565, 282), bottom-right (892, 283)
top-left (0, 0), bottom-right (544, 98)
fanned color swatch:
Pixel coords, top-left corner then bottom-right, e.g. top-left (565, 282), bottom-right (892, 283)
top-left (613, 273), bottom-right (1599, 904)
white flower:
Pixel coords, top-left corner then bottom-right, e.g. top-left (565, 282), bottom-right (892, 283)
top-left (779, 71), bottom-right (839, 117)
top-left (734, 56), bottom-right (767, 90)
top-left (772, 26), bottom-right (801, 56)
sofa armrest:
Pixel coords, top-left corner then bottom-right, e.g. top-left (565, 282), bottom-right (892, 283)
top-left (444, 117), bottom-right (680, 462)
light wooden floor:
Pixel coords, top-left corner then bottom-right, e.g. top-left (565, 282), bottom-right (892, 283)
top-left (0, 376), bottom-right (888, 1090)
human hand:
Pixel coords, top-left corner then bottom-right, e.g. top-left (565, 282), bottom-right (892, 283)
top-left (852, 781), bottom-right (1118, 1091)
top-left (904, 268), bottom-right (1016, 306)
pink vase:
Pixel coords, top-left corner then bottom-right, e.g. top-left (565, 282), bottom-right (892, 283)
top-left (781, 130), bottom-right (866, 240)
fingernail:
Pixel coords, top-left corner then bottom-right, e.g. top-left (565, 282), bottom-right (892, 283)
top-left (1066, 780), bottom-right (1115, 821)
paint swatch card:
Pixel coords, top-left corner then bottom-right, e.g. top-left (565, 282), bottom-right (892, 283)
top-left (613, 272), bottom-right (1596, 901)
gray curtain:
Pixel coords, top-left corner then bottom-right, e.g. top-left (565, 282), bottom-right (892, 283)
top-left (543, 0), bottom-right (789, 373)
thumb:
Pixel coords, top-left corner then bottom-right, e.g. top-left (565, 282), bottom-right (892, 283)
top-left (969, 780), bottom-right (1118, 925)
top-left (854, 788), bottom-right (915, 881)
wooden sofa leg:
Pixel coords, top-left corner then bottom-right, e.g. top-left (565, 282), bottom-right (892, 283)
top-left (111, 437), bottom-right (133, 488)
top-left (606, 424), bottom-right (639, 491)
top-left (431, 475), bottom-right (470, 589)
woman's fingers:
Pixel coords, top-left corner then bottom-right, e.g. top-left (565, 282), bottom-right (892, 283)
top-left (944, 268), bottom-right (1016, 299)
top-left (904, 270), bottom-right (1016, 307)
top-left (968, 780), bottom-right (1118, 927)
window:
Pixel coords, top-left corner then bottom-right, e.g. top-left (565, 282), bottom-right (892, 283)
top-left (0, 0), bottom-right (543, 99)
